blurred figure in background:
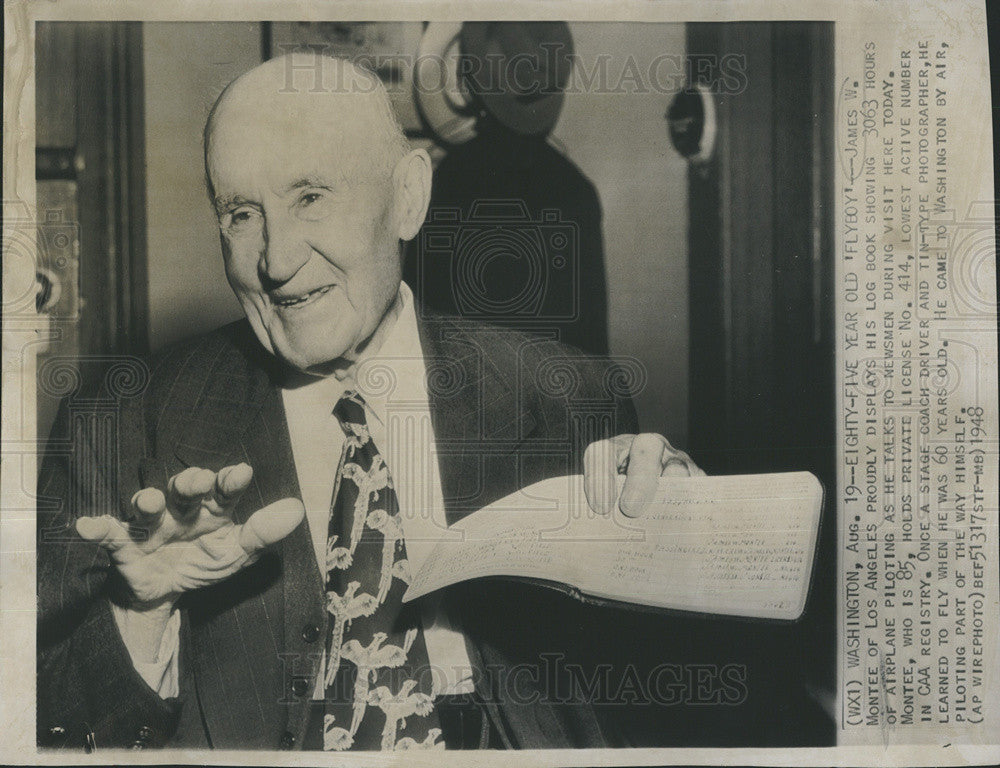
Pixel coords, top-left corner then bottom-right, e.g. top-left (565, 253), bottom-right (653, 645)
top-left (406, 22), bottom-right (610, 355)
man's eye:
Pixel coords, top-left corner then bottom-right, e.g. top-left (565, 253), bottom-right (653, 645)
top-left (295, 190), bottom-right (332, 220)
top-left (221, 207), bottom-right (261, 233)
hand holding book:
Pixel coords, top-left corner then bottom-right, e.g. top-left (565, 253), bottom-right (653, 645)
top-left (404, 472), bottom-right (823, 621)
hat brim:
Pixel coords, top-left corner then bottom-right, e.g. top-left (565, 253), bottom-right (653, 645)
top-left (460, 21), bottom-right (573, 136)
top-left (474, 89), bottom-right (565, 136)
top-left (413, 22), bottom-right (478, 145)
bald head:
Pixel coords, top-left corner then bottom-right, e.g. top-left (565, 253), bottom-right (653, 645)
top-left (205, 54), bottom-right (410, 199)
top-left (201, 53), bottom-right (433, 375)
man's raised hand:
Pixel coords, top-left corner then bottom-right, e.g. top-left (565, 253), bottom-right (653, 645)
top-left (76, 463), bottom-right (304, 608)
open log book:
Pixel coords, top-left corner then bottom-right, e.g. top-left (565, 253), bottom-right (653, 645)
top-left (402, 472), bottom-right (824, 621)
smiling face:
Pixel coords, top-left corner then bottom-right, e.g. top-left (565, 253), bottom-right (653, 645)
top-left (205, 56), bottom-right (426, 375)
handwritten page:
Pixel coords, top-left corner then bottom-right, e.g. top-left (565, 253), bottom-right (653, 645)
top-left (403, 472), bottom-right (823, 620)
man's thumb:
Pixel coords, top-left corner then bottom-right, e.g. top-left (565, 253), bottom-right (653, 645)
top-left (76, 515), bottom-right (132, 552)
top-left (239, 498), bottom-right (305, 553)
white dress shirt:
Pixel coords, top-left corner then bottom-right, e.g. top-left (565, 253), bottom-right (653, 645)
top-left (113, 282), bottom-right (474, 699)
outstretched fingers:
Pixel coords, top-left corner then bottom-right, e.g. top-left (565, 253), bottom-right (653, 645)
top-left (238, 498), bottom-right (305, 555)
top-left (211, 463), bottom-right (254, 513)
top-left (131, 487), bottom-right (167, 520)
top-left (75, 515), bottom-right (142, 565)
top-left (166, 467), bottom-right (216, 518)
top-left (128, 487), bottom-right (169, 548)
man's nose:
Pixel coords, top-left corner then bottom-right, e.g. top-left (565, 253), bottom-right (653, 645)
top-left (259, 214), bottom-right (310, 285)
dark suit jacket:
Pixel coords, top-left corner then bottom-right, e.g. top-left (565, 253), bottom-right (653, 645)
top-left (37, 312), bottom-right (638, 750)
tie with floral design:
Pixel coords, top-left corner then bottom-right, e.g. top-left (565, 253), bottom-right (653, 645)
top-left (323, 391), bottom-right (443, 751)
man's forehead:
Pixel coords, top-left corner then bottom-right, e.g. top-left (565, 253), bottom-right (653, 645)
top-left (208, 148), bottom-right (374, 205)
top-left (205, 55), bottom-right (402, 199)
top-left (211, 84), bottom-right (377, 147)
top-left (207, 96), bottom-right (383, 195)
top-left (208, 56), bottom-right (386, 143)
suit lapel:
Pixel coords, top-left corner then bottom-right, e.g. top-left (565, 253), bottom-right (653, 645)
top-left (163, 312), bottom-right (559, 748)
top-left (417, 311), bottom-right (538, 526)
top-left (244, 384), bottom-right (327, 750)
top-left (167, 327), bottom-right (324, 749)
top-left (416, 313), bottom-right (611, 749)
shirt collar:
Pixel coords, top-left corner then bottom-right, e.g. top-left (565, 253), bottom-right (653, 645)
top-left (354, 281), bottom-right (426, 428)
top-left (279, 281), bottom-right (426, 427)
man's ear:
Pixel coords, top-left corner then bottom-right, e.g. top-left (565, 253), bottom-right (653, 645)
top-left (392, 148), bottom-right (433, 242)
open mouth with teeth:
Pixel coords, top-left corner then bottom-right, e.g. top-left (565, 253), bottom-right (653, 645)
top-left (272, 284), bottom-right (334, 309)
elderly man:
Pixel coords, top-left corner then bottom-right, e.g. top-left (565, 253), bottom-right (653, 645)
top-left (37, 54), bottom-right (700, 751)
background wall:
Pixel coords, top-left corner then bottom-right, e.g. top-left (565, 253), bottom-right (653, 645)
top-left (553, 22), bottom-right (688, 443)
top-left (141, 22), bottom-right (689, 444)
top-left (143, 22), bottom-right (254, 350)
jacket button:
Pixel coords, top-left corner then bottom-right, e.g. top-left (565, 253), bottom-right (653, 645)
top-left (279, 731), bottom-right (296, 749)
top-left (137, 725), bottom-right (156, 741)
top-left (291, 677), bottom-right (310, 697)
top-left (301, 623), bottom-right (320, 643)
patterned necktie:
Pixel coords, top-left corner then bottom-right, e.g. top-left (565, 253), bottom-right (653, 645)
top-left (322, 390), bottom-right (443, 751)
